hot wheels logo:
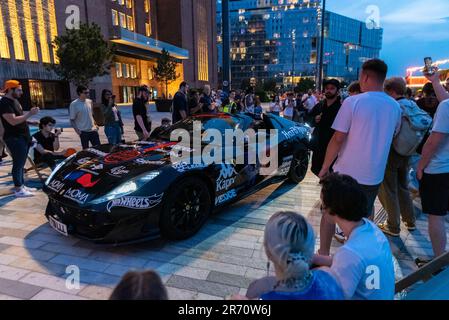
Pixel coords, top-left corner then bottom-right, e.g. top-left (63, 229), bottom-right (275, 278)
top-left (106, 194), bottom-right (164, 212)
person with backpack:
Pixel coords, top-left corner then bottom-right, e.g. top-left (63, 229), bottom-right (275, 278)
top-left (377, 77), bottom-right (432, 236)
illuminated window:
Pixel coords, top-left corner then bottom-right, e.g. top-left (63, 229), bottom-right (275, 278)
top-left (119, 13), bottom-right (126, 28)
top-left (197, 0), bottom-right (209, 81)
top-left (8, 0), bottom-right (25, 60)
top-left (144, 0), bottom-right (150, 13)
top-left (123, 63), bottom-right (130, 78)
top-left (0, 4), bottom-right (10, 58)
top-left (127, 15), bottom-right (134, 31)
top-left (145, 23), bottom-right (151, 37)
top-left (126, 0), bottom-right (133, 9)
top-left (119, 0), bottom-right (125, 5)
top-left (48, 0), bottom-right (59, 64)
top-left (112, 10), bottom-right (119, 26)
top-left (116, 62), bottom-right (122, 78)
top-left (22, 0), bottom-right (38, 62)
top-left (148, 67), bottom-right (154, 80)
top-left (130, 64), bottom-right (137, 79)
top-left (35, 0), bottom-right (51, 63)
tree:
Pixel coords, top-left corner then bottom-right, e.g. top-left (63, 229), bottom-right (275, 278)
top-left (49, 23), bottom-right (114, 87)
top-left (295, 78), bottom-right (316, 93)
top-left (262, 78), bottom-right (278, 93)
top-left (153, 49), bottom-right (179, 99)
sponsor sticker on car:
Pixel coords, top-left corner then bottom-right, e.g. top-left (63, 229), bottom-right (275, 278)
top-left (216, 163), bottom-right (238, 192)
top-left (108, 166), bottom-right (130, 177)
top-left (215, 189), bottom-right (237, 205)
top-left (63, 188), bottom-right (89, 204)
top-left (106, 194), bottom-right (164, 212)
top-left (47, 180), bottom-right (64, 193)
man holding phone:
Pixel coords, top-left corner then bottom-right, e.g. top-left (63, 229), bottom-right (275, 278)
top-left (32, 117), bottom-right (66, 170)
top-left (0, 80), bottom-right (40, 197)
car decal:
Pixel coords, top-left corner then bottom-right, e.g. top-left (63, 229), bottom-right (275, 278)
top-left (76, 173), bottom-right (100, 188)
top-left (63, 188), bottom-right (89, 204)
top-left (104, 149), bottom-right (141, 164)
top-left (64, 171), bottom-right (84, 181)
top-left (108, 166), bottom-right (130, 177)
top-left (106, 194), bottom-right (164, 212)
top-left (215, 189), bottom-right (237, 205)
top-left (47, 180), bottom-right (64, 193)
top-left (216, 164), bottom-right (238, 192)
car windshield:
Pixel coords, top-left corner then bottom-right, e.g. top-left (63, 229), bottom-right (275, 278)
top-left (154, 113), bottom-right (254, 140)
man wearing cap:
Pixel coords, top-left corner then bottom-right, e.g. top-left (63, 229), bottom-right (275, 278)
top-left (0, 80), bottom-right (40, 197)
top-left (133, 86), bottom-right (152, 140)
top-left (309, 79), bottom-right (342, 177)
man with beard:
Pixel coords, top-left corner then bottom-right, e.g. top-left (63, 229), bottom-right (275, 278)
top-left (0, 80), bottom-right (40, 197)
top-left (309, 79), bottom-right (342, 176)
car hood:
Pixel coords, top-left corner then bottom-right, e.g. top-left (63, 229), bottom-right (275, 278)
top-left (46, 141), bottom-right (192, 202)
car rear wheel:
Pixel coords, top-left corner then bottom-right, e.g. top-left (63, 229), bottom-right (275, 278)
top-left (288, 149), bottom-right (309, 183)
top-left (160, 177), bottom-right (212, 240)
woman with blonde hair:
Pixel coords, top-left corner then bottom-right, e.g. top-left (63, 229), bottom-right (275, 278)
top-left (245, 211), bottom-right (344, 300)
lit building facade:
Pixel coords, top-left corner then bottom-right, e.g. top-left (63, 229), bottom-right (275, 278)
top-left (217, 0), bottom-right (383, 89)
top-left (0, 0), bottom-right (217, 109)
top-left (0, 0), bottom-right (70, 109)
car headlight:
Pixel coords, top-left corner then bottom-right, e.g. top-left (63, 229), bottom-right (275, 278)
top-left (90, 171), bottom-right (161, 204)
top-left (45, 154), bottom-right (77, 186)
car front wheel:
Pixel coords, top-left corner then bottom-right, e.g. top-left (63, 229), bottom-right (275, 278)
top-left (160, 177), bottom-right (212, 240)
top-left (288, 149), bottom-right (309, 183)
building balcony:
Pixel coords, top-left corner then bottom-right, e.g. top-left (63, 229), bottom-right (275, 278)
top-left (110, 27), bottom-right (189, 61)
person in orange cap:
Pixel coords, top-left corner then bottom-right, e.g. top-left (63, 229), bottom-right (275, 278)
top-left (0, 80), bottom-right (40, 197)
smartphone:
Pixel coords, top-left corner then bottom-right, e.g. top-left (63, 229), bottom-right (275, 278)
top-left (424, 57), bottom-right (434, 75)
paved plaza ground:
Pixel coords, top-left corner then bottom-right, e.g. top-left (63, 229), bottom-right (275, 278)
top-left (0, 105), bottom-right (447, 300)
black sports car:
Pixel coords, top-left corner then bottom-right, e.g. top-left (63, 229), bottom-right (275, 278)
top-left (43, 113), bottom-right (311, 243)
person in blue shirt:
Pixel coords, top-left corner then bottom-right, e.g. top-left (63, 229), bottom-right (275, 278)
top-left (233, 211), bottom-right (344, 300)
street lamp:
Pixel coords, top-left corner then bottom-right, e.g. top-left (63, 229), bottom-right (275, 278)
top-left (317, 0), bottom-right (326, 91)
top-left (292, 29), bottom-right (296, 88)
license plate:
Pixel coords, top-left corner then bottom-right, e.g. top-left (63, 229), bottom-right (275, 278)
top-left (48, 216), bottom-right (68, 236)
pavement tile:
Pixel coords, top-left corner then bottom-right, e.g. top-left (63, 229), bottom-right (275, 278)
top-left (166, 286), bottom-right (198, 300)
top-left (31, 289), bottom-right (87, 300)
top-left (0, 236), bottom-right (45, 249)
top-left (1, 246), bottom-right (56, 262)
top-left (40, 243), bottom-right (92, 258)
top-left (207, 271), bottom-right (254, 289)
top-left (8, 257), bottom-right (67, 276)
top-left (167, 275), bottom-right (239, 298)
top-left (19, 272), bottom-right (85, 294)
top-left (49, 255), bottom-right (110, 272)
top-left (78, 285), bottom-right (113, 300)
top-left (0, 264), bottom-right (31, 281)
top-left (0, 253), bottom-right (19, 265)
top-left (0, 278), bottom-right (42, 299)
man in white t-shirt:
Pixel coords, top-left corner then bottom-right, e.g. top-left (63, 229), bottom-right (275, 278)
top-left (317, 59), bottom-right (402, 256)
top-left (417, 99), bottom-right (449, 262)
top-left (302, 89), bottom-right (318, 111)
top-left (313, 173), bottom-right (395, 300)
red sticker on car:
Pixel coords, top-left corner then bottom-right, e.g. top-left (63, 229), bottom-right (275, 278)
top-left (104, 149), bottom-right (141, 164)
top-left (76, 173), bottom-right (100, 188)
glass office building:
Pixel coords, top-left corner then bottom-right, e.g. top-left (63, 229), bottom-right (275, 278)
top-left (217, 0), bottom-right (383, 89)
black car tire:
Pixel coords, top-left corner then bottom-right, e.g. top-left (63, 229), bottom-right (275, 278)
top-left (288, 149), bottom-right (309, 183)
top-left (160, 177), bottom-right (212, 240)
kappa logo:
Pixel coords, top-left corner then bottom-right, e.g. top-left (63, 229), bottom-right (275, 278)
top-left (106, 194), bottom-right (164, 212)
top-left (218, 164), bottom-right (238, 180)
top-left (76, 173), bottom-right (100, 188)
top-left (48, 180), bottom-right (64, 192)
top-left (215, 189), bottom-right (237, 205)
top-left (63, 188), bottom-right (89, 204)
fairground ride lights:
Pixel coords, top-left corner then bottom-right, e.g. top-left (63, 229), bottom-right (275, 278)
top-left (45, 154), bottom-right (77, 186)
top-left (90, 171), bottom-right (161, 204)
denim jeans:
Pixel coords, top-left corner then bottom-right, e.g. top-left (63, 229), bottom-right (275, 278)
top-left (104, 123), bottom-right (122, 145)
top-left (4, 136), bottom-right (29, 187)
top-left (80, 131), bottom-right (100, 149)
top-left (408, 153), bottom-right (421, 190)
top-left (378, 150), bottom-right (416, 232)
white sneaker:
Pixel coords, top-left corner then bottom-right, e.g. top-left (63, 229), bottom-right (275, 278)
top-left (23, 186), bottom-right (38, 192)
top-left (14, 187), bottom-right (35, 198)
top-left (334, 225), bottom-right (346, 243)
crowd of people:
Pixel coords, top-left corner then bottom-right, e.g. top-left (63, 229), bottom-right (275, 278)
top-left (0, 57), bottom-right (448, 300)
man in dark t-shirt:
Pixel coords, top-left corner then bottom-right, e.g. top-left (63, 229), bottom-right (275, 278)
top-left (32, 117), bottom-right (66, 170)
top-left (0, 80), bottom-right (39, 197)
top-left (172, 82), bottom-right (189, 123)
top-left (133, 86), bottom-right (151, 140)
top-left (199, 85), bottom-right (216, 113)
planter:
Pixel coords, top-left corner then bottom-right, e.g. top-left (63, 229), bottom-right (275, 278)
top-left (155, 99), bottom-right (173, 112)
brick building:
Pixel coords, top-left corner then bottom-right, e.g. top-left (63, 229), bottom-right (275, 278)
top-left (0, 0), bottom-right (217, 109)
